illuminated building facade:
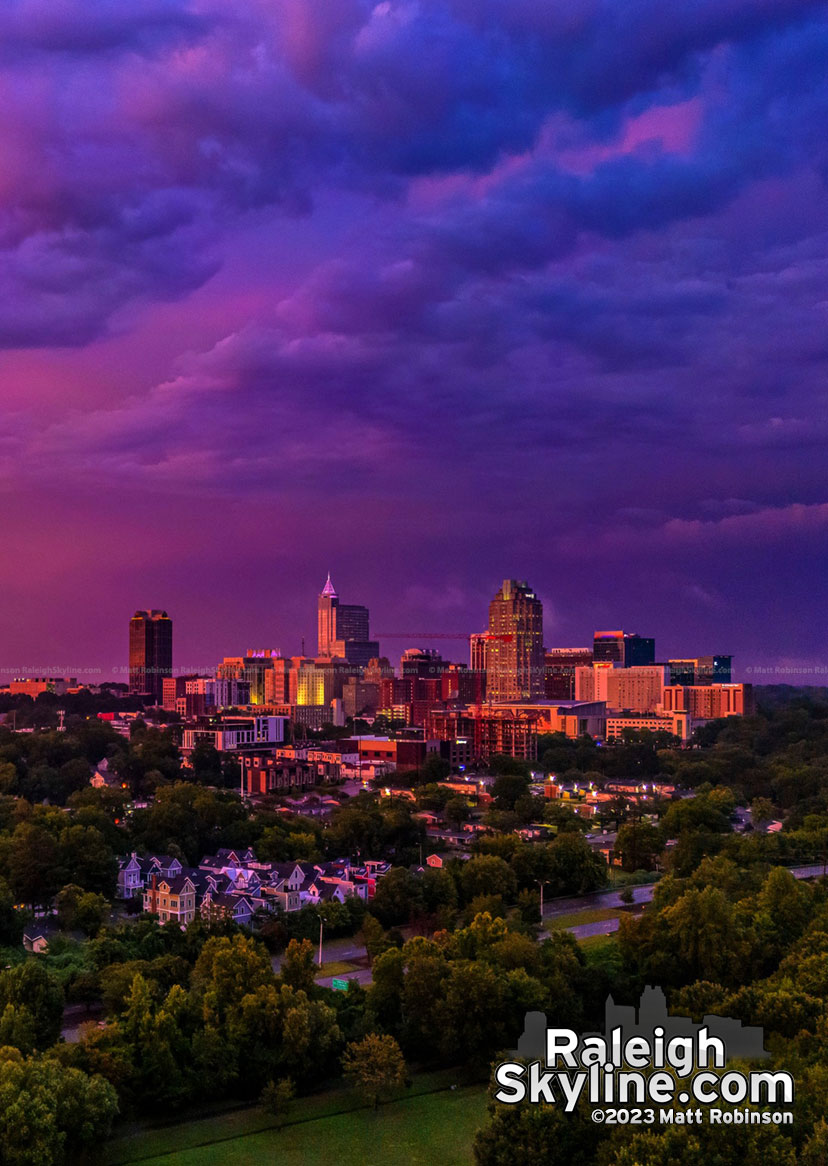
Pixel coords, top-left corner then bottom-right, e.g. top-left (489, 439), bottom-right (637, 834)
top-left (486, 579), bottom-right (544, 702)
top-left (129, 609), bottom-right (172, 702)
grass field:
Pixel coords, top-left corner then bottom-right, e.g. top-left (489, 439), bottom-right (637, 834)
top-left (109, 1085), bottom-right (488, 1166)
top-left (317, 959), bottom-right (360, 975)
top-left (546, 906), bottom-right (621, 931)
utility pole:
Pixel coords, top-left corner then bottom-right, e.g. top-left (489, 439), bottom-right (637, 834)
top-left (318, 917), bottom-right (324, 967)
top-left (537, 878), bottom-right (547, 918)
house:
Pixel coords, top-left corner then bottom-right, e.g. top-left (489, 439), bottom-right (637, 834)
top-left (117, 853), bottom-right (143, 899)
top-left (426, 854), bottom-right (444, 868)
top-left (200, 893), bottom-right (256, 927)
top-left (259, 881), bottom-right (302, 913)
top-left (23, 932), bottom-right (49, 954)
top-left (90, 758), bottom-right (119, 789)
top-left (269, 862), bottom-right (307, 892)
top-left (117, 852), bottom-right (183, 898)
top-left (144, 854), bottom-right (183, 880)
top-left (143, 875), bottom-right (197, 927)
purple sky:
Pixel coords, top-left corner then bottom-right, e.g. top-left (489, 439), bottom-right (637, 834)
top-left (1, 0), bottom-right (827, 683)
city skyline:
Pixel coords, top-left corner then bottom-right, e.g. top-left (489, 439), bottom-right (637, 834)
top-left (0, 567), bottom-right (802, 685)
top-left (0, 2), bottom-right (826, 683)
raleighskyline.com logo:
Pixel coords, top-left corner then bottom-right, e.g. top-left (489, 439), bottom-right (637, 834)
top-left (495, 987), bottom-right (794, 1127)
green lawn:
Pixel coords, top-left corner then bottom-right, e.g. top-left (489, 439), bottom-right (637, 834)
top-left (317, 959), bottom-right (360, 976)
top-left (545, 906), bottom-right (621, 931)
top-left (111, 1085), bottom-right (488, 1166)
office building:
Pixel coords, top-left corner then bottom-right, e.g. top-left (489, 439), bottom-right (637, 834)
top-left (544, 648), bottom-right (593, 699)
top-left (129, 610), bottom-right (173, 703)
top-left (605, 711), bottom-right (694, 742)
top-left (575, 663), bottom-right (666, 711)
top-left (317, 573), bottom-right (379, 665)
top-left (218, 651), bottom-right (279, 705)
top-left (662, 684), bottom-right (754, 719)
top-left (593, 630), bottom-right (655, 668)
top-left (607, 666), bottom-right (668, 712)
top-left (181, 714), bottom-right (286, 759)
top-left (575, 661), bottom-right (615, 702)
top-left (486, 579), bottom-right (544, 702)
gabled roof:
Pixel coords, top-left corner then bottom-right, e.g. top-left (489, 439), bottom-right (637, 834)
top-left (159, 875), bottom-right (195, 894)
top-left (203, 892), bottom-right (254, 913)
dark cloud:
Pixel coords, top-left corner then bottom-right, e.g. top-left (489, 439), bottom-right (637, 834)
top-left (0, 0), bottom-right (826, 345)
top-left (0, 0), bottom-right (827, 674)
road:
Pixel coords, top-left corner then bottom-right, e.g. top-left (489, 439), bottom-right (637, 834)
top-left (298, 863), bottom-right (828, 985)
top-left (548, 863), bottom-right (827, 941)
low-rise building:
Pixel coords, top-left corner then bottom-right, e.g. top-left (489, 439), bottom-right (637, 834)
top-left (143, 874), bottom-right (197, 926)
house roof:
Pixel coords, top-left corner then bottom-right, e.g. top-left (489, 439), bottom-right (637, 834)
top-left (159, 875), bottom-right (195, 894)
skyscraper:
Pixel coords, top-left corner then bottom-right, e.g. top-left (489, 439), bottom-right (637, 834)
top-left (129, 610), bottom-right (173, 703)
top-left (544, 647), bottom-right (593, 699)
top-left (317, 572), bottom-right (340, 657)
top-left (316, 573), bottom-right (379, 666)
top-left (486, 579), bottom-right (544, 702)
top-left (593, 630), bottom-right (655, 667)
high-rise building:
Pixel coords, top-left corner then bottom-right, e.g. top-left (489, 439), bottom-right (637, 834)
top-left (129, 610), bottom-right (173, 703)
top-left (317, 573), bottom-right (339, 656)
top-left (218, 651), bottom-right (279, 705)
top-left (486, 579), bottom-right (544, 702)
top-left (316, 573), bottom-right (379, 665)
top-left (593, 630), bottom-right (655, 668)
top-left (544, 647), bottom-right (593, 699)
top-left (470, 632), bottom-right (490, 674)
top-left (606, 665), bottom-right (668, 712)
top-left (400, 648), bottom-right (446, 679)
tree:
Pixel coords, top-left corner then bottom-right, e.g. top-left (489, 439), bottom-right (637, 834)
top-left (460, 856), bottom-right (517, 905)
top-left (342, 1033), bottom-right (407, 1109)
top-left (56, 884), bottom-right (109, 936)
top-left (491, 773), bottom-right (531, 811)
top-left (614, 820), bottom-right (663, 872)
top-left (0, 962), bottom-right (64, 1051)
top-left (370, 868), bottom-right (424, 927)
top-left (0, 1055), bottom-right (119, 1166)
top-left (751, 797), bottom-right (776, 829)
top-left (280, 938), bottom-right (317, 993)
top-left (603, 1124), bottom-right (796, 1166)
top-left (191, 934), bottom-right (275, 1024)
top-left (260, 1076), bottom-right (295, 1129)
top-left (546, 832), bottom-right (607, 896)
top-left (662, 886), bottom-right (744, 984)
top-left (0, 878), bottom-right (24, 946)
top-left (474, 1084), bottom-right (604, 1164)
top-left (7, 823), bottom-right (61, 908)
top-left (360, 914), bottom-right (391, 967)
top-left (443, 796), bottom-right (471, 829)
top-left (366, 947), bottom-right (405, 1035)
top-left (57, 824), bottom-right (117, 896)
top-left (275, 984), bottom-right (342, 1084)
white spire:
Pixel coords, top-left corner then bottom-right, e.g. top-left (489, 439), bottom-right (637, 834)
top-left (321, 571), bottom-right (337, 598)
